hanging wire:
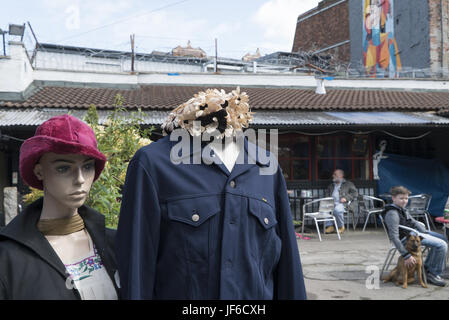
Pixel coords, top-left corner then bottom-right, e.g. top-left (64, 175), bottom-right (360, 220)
top-left (54, 0), bottom-right (193, 44)
top-left (380, 130), bottom-right (431, 140)
top-left (277, 129), bottom-right (431, 140)
top-left (1, 133), bottom-right (25, 142)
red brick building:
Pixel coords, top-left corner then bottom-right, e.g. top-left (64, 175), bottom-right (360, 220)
top-left (292, 0), bottom-right (351, 63)
top-left (292, 0), bottom-right (449, 77)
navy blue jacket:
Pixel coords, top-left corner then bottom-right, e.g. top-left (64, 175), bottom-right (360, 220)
top-left (116, 134), bottom-right (306, 300)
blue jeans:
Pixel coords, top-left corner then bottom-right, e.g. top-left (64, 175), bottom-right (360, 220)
top-left (325, 204), bottom-right (345, 228)
top-left (421, 231), bottom-right (448, 276)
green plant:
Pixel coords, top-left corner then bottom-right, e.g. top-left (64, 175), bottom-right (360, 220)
top-left (22, 187), bottom-right (43, 204)
top-left (84, 95), bottom-right (153, 228)
top-left (293, 220), bottom-right (302, 227)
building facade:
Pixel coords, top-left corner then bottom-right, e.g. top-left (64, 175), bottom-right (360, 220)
top-left (2, 40), bottom-right (449, 225)
top-left (292, 0), bottom-right (351, 63)
top-left (293, 0), bottom-right (449, 77)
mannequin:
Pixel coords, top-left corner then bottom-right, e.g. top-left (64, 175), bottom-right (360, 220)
top-left (162, 87), bottom-right (249, 172)
top-left (373, 140), bottom-right (388, 180)
top-left (117, 87), bottom-right (307, 300)
top-left (0, 115), bottom-right (119, 300)
top-left (33, 153), bottom-right (94, 263)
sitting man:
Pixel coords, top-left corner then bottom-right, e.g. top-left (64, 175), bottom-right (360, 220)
top-left (382, 186), bottom-right (448, 287)
top-left (325, 169), bottom-right (358, 234)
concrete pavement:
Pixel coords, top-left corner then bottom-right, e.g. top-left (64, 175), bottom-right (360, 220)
top-left (296, 227), bottom-right (449, 300)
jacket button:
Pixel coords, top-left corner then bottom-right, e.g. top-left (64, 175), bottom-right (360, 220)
top-left (229, 180), bottom-right (236, 188)
top-left (264, 217), bottom-right (269, 225)
top-left (192, 214), bottom-right (200, 222)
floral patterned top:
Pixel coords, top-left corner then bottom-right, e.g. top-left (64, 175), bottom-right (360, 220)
top-left (64, 233), bottom-right (118, 300)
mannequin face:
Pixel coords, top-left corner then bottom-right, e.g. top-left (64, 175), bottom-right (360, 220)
top-left (33, 153), bottom-right (96, 211)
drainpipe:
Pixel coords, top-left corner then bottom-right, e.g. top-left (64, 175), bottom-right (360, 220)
top-left (441, 0), bottom-right (445, 76)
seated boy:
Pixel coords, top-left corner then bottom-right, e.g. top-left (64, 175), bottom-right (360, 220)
top-left (382, 186), bottom-right (448, 287)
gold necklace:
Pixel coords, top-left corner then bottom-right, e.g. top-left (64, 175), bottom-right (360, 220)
top-left (37, 213), bottom-right (85, 236)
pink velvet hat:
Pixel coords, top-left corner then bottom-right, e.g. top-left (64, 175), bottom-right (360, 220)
top-left (19, 114), bottom-right (106, 190)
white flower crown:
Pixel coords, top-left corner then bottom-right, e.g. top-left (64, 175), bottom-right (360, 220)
top-left (162, 87), bottom-right (254, 138)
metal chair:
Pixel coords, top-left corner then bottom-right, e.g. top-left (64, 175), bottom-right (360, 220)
top-left (301, 197), bottom-right (341, 242)
top-left (380, 222), bottom-right (428, 285)
top-left (358, 195), bottom-right (386, 232)
top-left (343, 199), bottom-right (358, 231)
top-left (406, 194), bottom-right (434, 231)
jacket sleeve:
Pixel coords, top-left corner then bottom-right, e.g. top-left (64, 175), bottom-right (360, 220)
top-left (273, 169), bottom-right (307, 300)
top-left (116, 156), bottom-right (161, 299)
top-left (345, 182), bottom-right (358, 202)
top-left (0, 277), bottom-right (7, 300)
top-left (326, 184), bottom-right (332, 197)
top-left (384, 210), bottom-right (411, 259)
top-left (410, 216), bottom-right (428, 233)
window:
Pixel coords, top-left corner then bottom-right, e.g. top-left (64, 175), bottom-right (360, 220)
top-left (316, 135), bottom-right (371, 180)
top-left (278, 135), bottom-right (311, 181)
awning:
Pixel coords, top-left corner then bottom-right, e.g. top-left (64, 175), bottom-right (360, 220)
top-left (0, 109), bottom-right (169, 127)
top-left (253, 111), bottom-right (449, 126)
top-left (1, 109), bottom-right (449, 127)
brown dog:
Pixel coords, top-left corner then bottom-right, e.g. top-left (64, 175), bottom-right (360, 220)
top-left (383, 234), bottom-right (427, 289)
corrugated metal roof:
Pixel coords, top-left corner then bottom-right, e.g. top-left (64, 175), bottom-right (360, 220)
top-left (252, 111), bottom-right (449, 126)
top-left (252, 111), bottom-right (348, 125)
top-left (0, 109), bottom-right (169, 127)
top-left (1, 109), bottom-right (449, 127)
top-left (326, 111), bottom-right (449, 125)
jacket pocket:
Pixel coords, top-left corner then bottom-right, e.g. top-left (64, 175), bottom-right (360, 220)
top-left (167, 195), bottom-right (221, 262)
top-left (248, 198), bottom-right (282, 286)
top-left (248, 198), bottom-right (278, 230)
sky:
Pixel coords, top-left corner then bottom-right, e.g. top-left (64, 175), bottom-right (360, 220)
top-left (0, 0), bottom-right (320, 59)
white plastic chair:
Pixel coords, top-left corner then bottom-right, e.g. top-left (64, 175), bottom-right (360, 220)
top-left (301, 197), bottom-right (341, 242)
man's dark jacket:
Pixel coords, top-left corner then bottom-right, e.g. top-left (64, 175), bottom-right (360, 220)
top-left (0, 198), bottom-right (119, 299)
top-left (326, 179), bottom-right (358, 203)
top-left (116, 135), bottom-right (307, 300)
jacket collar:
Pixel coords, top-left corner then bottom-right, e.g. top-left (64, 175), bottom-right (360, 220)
top-left (389, 203), bottom-right (407, 213)
top-left (0, 198), bottom-right (109, 281)
top-left (168, 131), bottom-right (271, 178)
top-left (385, 203), bottom-right (408, 217)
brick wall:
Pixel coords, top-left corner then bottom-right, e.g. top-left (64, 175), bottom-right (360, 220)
top-left (429, 0), bottom-right (449, 76)
top-left (292, 0), bottom-right (350, 62)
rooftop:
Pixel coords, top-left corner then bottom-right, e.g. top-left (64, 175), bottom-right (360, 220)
top-left (2, 84), bottom-right (449, 112)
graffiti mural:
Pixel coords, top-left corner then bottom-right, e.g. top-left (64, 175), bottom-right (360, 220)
top-left (363, 0), bottom-right (402, 77)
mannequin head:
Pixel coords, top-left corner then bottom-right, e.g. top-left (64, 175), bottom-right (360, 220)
top-left (33, 153), bottom-right (96, 211)
top-left (20, 114), bottom-right (106, 218)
